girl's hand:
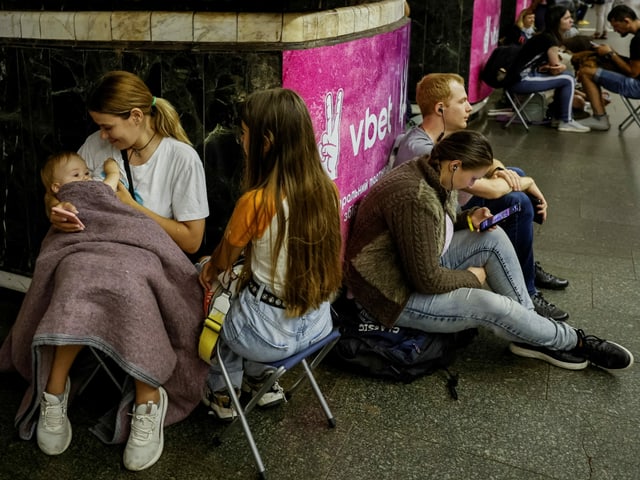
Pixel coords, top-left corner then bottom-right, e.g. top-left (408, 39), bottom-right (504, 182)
top-left (547, 63), bottom-right (566, 75)
top-left (467, 266), bottom-right (486, 284)
top-left (116, 181), bottom-right (135, 206)
top-left (470, 207), bottom-right (493, 231)
top-left (198, 260), bottom-right (217, 290)
top-left (50, 202), bottom-right (83, 232)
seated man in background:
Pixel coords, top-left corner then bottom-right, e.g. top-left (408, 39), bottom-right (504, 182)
top-left (394, 73), bottom-right (569, 321)
top-left (578, 4), bottom-right (640, 131)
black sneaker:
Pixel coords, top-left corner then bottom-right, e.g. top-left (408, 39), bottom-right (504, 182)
top-left (509, 342), bottom-right (589, 370)
top-left (531, 292), bottom-right (569, 321)
top-left (534, 262), bottom-right (569, 290)
top-left (572, 329), bottom-right (634, 370)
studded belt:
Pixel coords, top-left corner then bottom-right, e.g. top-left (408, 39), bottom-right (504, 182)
top-left (248, 278), bottom-right (286, 309)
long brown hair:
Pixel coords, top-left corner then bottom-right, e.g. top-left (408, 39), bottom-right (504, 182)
top-left (240, 88), bottom-right (342, 316)
top-left (86, 70), bottom-right (192, 145)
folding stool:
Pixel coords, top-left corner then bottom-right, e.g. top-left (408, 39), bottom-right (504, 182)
top-left (503, 90), bottom-right (537, 131)
top-left (214, 326), bottom-right (341, 479)
top-left (77, 346), bottom-right (126, 395)
top-left (618, 95), bottom-right (640, 133)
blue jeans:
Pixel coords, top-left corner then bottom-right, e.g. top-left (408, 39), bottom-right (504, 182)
top-left (395, 229), bottom-right (578, 351)
top-left (594, 68), bottom-right (640, 98)
top-left (510, 71), bottom-right (576, 122)
top-left (207, 282), bottom-right (333, 392)
top-left (462, 167), bottom-right (537, 296)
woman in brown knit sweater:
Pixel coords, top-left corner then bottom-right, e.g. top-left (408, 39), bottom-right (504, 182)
top-left (345, 130), bottom-right (632, 372)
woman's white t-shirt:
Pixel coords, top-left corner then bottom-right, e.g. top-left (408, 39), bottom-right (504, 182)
top-left (78, 131), bottom-right (209, 221)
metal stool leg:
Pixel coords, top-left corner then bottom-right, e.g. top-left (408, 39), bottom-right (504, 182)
top-left (504, 91), bottom-right (534, 131)
top-left (619, 96), bottom-right (640, 132)
top-left (214, 347), bottom-right (266, 478)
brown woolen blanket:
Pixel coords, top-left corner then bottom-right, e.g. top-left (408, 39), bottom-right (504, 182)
top-left (0, 181), bottom-right (208, 444)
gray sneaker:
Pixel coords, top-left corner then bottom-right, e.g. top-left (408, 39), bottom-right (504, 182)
top-left (579, 115), bottom-right (610, 131)
top-left (37, 378), bottom-right (72, 455)
top-left (557, 119), bottom-right (590, 133)
top-left (123, 386), bottom-right (168, 471)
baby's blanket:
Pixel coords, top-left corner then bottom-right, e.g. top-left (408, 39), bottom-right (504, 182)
top-left (0, 181), bottom-right (208, 444)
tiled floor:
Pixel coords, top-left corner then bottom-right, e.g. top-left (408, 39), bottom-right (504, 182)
top-left (2, 14), bottom-right (640, 480)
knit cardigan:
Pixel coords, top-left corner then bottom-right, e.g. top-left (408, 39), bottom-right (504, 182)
top-left (345, 155), bottom-right (482, 327)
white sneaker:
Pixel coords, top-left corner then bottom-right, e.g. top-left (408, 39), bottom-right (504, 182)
top-left (242, 372), bottom-right (286, 408)
top-left (37, 378), bottom-right (72, 455)
top-left (557, 119), bottom-right (590, 133)
top-left (123, 386), bottom-right (168, 471)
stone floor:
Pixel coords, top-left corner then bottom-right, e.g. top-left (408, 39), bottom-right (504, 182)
top-left (2, 15), bottom-right (640, 480)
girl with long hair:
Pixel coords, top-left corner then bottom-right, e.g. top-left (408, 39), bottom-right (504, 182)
top-left (198, 88), bottom-right (342, 419)
top-left (508, 5), bottom-right (590, 132)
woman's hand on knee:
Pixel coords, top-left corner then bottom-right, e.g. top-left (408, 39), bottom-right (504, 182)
top-left (467, 266), bottom-right (487, 285)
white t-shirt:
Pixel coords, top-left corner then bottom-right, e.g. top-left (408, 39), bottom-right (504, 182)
top-left (78, 131), bottom-right (209, 221)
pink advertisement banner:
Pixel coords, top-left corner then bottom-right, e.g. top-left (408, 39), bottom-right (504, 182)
top-left (468, 0), bottom-right (502, 103)
top-left (282, 22), bottom-right (410, 239)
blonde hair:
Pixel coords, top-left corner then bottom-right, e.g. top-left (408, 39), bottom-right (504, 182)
top-left (40, 151), bottom-right (84, 195)
top-left (240, 88), bottom-right (342, 317)
top-left (86, 70), bottom-right (192, 145)
top-left (416, 73), bottom-right (465, 116)
top-left (516, 8), bottom-right (535, 30)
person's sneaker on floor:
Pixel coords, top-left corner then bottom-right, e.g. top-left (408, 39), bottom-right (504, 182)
top-left (579, 114), bottom-right (610, 131)
top-left (531, 292), bottom-right (569, 321)
top-left (123, 386), bottom-right (168, 471)
top-left (37, 377), bottom-right (72, 455)
top-left (534, 262), bottom-right (569, 290)
top-left (202, 385), bottom-right (238, 421)
top-left (572, 329), bottom-right (634, 370)
top-left (557, 119), bottom-right (590, 133)
top-left (242, 371), bottom-right (286, 408)
top-left (509, 343), bottom-right (589, 370)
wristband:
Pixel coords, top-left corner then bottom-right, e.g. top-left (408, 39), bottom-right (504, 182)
top-left (467, 214), bottom-right (475, 232)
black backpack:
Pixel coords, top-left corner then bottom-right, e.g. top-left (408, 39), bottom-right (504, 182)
top-left (330, 297), bottom-right (477, 398)
top-left (480, 44), bottom-right (523, 88)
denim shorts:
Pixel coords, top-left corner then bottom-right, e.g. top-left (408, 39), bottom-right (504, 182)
top-left (594, 68), bottom-right (640, 98)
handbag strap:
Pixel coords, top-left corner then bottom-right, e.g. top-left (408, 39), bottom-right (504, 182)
top-left (120, 149), bottom-right (137, 201)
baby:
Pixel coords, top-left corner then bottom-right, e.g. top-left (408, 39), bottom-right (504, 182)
top-left (41, 151), bottom-right (120, 230)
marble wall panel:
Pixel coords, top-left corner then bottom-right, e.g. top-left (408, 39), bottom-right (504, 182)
top-left (406, 0), bottom-right (473, 102)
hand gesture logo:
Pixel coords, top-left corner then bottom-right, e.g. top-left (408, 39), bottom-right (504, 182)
top-left (318, 89), bottom-right (344, 180)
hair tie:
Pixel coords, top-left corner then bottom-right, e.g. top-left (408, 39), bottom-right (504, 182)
top-left (151, 96), bottom-right (157, 107)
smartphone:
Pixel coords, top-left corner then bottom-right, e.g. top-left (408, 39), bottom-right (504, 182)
top-left (479, 203), bottom-right (521, 232)
top-left (527, 195), bottom-right (545, 225)
top-left (51, 206), bottom-right (85, 229)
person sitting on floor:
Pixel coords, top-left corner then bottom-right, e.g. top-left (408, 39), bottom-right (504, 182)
top-left (346, 130), bottom-right (634, 373)
top-left (394, 73), bottom-right (570, 322)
